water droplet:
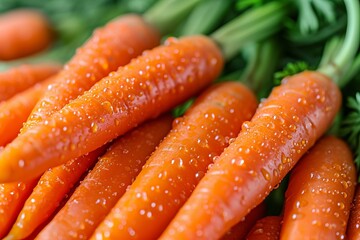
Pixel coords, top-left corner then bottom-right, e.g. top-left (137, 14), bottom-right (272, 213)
top-left (128, 227), bottom-right (136, 236)
top-left (91, 122), bottom-right (98, 133)
top-left (260, 168), bottom-right (271, 181)
top-left (195, 171), bottom-right (205, 180)
top-left (101, 101), bottom-right (114, 113)
top-left (18, 159), bottom-right (25, 168)
top-left (17, 182), bottom-right (26, 191)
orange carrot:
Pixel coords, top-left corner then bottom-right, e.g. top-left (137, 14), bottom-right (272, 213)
top-left (160, 71), bottom-right (341, 240)
top-left (280, 136), bottom-right (356, 240)
top-left (0, 35), bottom-right (223, 183)
top-left (91, 81), bottom-right (257, 240)
top-left (221, 202), bottom-right (266, 240)
top-left (0, 76), bottom-right (56, 146)
top-left (5, 147), bottom-right (106, 240)
top-left (0, 9), bottom-right (54, 60)
top-left (246, 216), bottom-right (282, 240)
top-left (36, 115), bottom-right (172, 240)
top-left (0, 63), bottom-right (60, 102)
top-left (23, 14), bottom-right (160, 130)
top-left (347, 185), bottom-right (360, 240)
top-left (0, 179), bottom-right (38, 238)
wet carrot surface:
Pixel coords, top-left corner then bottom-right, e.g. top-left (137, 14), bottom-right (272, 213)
top-left (0, 63), bottom-right (60, 102)
top-left (0, 179), bottom-right (38, 238)
top-left (160, 71), bottom-right (341, 239)
top-left (36, 115), bottom-right (172, 240)
top-left (281, 136), bottom-right (356, 240)
top-left (221, 202), bottom-right (266, 240)
top-left (5, 147), bottom-right (106, 240)
top-left (0, 76), bottom-right (56, 146)
top-left (0, 35), bottom-right (223, 183)
top-left (91, 81), bottom-right (257, 240)
top-left (24, 14), bottom-right (160, 130)
top-left (347, 185), bottom-right (360, 240)
top-left (246, 216), bottom-right (282, 240)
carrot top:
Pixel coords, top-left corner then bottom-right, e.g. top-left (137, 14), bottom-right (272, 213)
top-left (317, 0), bottom-right (359, 83)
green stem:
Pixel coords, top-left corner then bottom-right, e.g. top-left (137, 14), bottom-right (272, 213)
top-left (318, 36), bottom-right (343, 69)
top-left (240, 38), bottom-right (280, 98)
top-left (340, 54), bottom-right (360, 88)
top-left (211, 1), bottom-right (288, 60)
top-left (179, 0), bottom-right (231, 36)
top-left (318, 0), bottom-right (360, 84)
top-left (144, 0), bottom-right (202, 35)
top-left (287, 15), bottom-right (346, 46)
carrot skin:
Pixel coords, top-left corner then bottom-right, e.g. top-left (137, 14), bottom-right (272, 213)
top-left (0, 179), bottom-right (38, 238)
top-left (0, 85), bottom-right (43, 146)
top-left (24, 14), bottom-right (160, 130)
top-left (0, 76), bottom-right (57, 146)
top-left (0, 63), bottom-right (60, 102)
top-left (347, 185), bottom-right (360, 240)
top-left (281, 136), bottom-right (356, 240)
top-left (160, 71), bottom-right (341, 240)
top-left (0, 35), bottom-right (223, 182)
top-left (246, 216), bottom-right (282, 240)
top-left (91, 81), bottom-right (257, 240)
top-left (5, 147), bottom-right (106, 240)
top-left (221, 202), bottom-right (266, 240)
top-left (36, 115), bottom-right (173, 240)
top-left (0, 9), bottom-right (53, 60)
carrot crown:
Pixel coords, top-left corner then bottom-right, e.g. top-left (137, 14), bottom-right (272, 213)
top-left (318, 0), bottom-right (360, 84)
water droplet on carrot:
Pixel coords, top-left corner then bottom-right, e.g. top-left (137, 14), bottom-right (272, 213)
top-left (91, 122), bottom-right (98, 133)
top-left (260, 168), bottom-right (271, 181)
top-left (18, 159), bottom-right (25, 168)
top-left (128, 227), bottom-right (136, 236)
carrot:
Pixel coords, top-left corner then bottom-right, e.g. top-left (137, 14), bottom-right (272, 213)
top-left (0, 35), bottom-right (223, 183)
top-left (0, 179), bottom-right (38, 238)
top-left (0, 9), bottom-right (54, 60)
top-left (23, 14), bottom-right (161, 130)
top-left (0, 76), bottom-right (57, 147)
top-left (246, 216), bottom-right (282, 240)
top-left (347, 185), bottom-right (360, 240)
top-left (160, 71), bottom-right (341, 240)
top-left (281, 136), bottom-right (356, 240)
top-left (0, 63), bottom-right (60, 102)
top-left (91, 81), bottom-right (257, 240)
top-left (36, 115), bottom-right (172, 240)
top-left (221, 202), bottom-right (266, 240)
top-left (4, 146), bottom-right (106, 240)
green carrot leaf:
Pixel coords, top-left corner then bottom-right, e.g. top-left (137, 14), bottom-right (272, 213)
top-left (274, 61), bottom-right (311, 85)
top-left (341, 93), bottom-right (360, 175)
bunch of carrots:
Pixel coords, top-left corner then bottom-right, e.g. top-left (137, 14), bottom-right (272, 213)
top-left (1, 0), bottom-right (360, 239)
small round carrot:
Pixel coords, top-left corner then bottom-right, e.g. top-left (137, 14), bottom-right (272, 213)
top-left (0, 63), bottom-right (60, 102)
top-left (23, 14), bottom-right (160, 131)
top-left (0, 35), bottom-right (223, 183)
top-left (246, 216), bottom-right (282, 240)
top-left (347, 185), bottom-right (360, 240)
top-left (91, 81), bottom-right (257, 240)
top-left (0, 9), bottom-right (54, 60)
top-left (160, 71), bottom-right (341, 240)
top-left (221, 202), bottom-right (266, 240)
top-left (281, 136), bottom-right (356, 240)
top-left (5, 147), bottom-right (106, 240)
top-left (0, 76), bottom-right (56, 147)
top-left (0, 179), bottom-right (38, 239)
top-left (36, 115), bottom-right (172, 240)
